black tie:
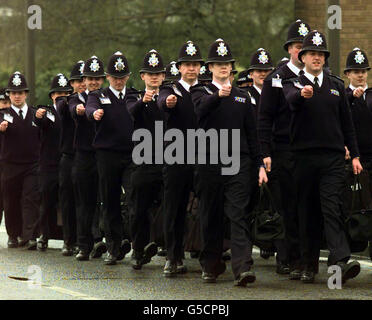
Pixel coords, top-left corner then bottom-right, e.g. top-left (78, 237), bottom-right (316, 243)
top-left (119, 92), bottom-right (123, 100)
top-left (19, 109), bottom-right (23, 119)
top-left (299, 70), bottom-right (304, 76)
top-left (314, 77), bottom-right (320, 89)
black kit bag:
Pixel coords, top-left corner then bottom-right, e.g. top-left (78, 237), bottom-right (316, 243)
top-left (346, 174), bottom-right (372, 242)
top-left (249, 183), bottom-right (285, 249)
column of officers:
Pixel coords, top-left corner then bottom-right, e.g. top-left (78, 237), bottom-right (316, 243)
top-left (0, 19), bottom-right (371, 287)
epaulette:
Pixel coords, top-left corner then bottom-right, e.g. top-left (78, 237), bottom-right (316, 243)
top-left (237, 87), bottom-right (251, 97)
top-left (55, 95), bottom-right (68, 104)
top-left (328, 74), bottom-right (344, 84)
top-left (282, 77), bottom-right (300, 85)
top-left (127, 87), bottom-right (142, 95)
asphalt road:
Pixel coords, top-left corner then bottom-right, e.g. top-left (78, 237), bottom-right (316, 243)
top-left (1, 221), bottom-right (372, 301)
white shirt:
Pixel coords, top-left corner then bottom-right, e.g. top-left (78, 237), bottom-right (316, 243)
top-left (178, 79), bottom-right (198, 92)
top-left (253, 84), bottom-right (262, 95)
top-left (212, 80), bottom-right (232, 90)
top-left (53, 103), bottom-right (57, 111)
top-left (304, 69), bottom-right (323, 87)
top-left (109, 86), bottom-right (126, 99)
top-left (11, 104), bottom-right (28, 118)
top-left (287, 60), bottom-right (303, 76)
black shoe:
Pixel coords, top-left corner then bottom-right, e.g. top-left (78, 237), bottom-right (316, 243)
top-left (157, 247), bottom-right (167, 257)
top-left (132, 259), bottom-right (143, 270)
top-left (104, 253), bottom-right (117, 265)
top-left (337, 261), bottom-right (361, 284)
top-left (176, 261), bottom-right (188, 274)
top-left (190, 251), bottom-right (200, 259)
top-left (234, 270), bottom-right (256, 287)
top-left (289, 269), bottom-right (302, 280)
top-left (90, 241), bottom-right (107, 259)
top-left (62, 244), bottom-right (74, 256)
top-left (300, 270), bottom-right (315, 283)
top-left (142, 242), bottom-right (158, 265)
top-left (7, 237), bottom-right (18, 248)
top-left (17, 237), bottom-right (28, 247)
top-left (117, 239), bottom-right (131, 261)
top-left (260, 248), bottom-right (274, 260)
top-left (222, 251), bottom-right (231, 261)
top-left (202, 271), bottom-right (216, 283)
top-left (26, 240), bottom-right (37, 251)
top-left (76, 250), bottom-right (90, 261)
top-left (37, 236), bottom-right (48, 252)
top-left (163, 260), bottom-right (177, 277)
top-left (276, 262), bottom-right (290, 275)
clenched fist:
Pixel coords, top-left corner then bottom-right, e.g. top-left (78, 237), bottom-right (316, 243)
top-left (219, 84), bottom-right (232, 97)
top-left (143, 90), bottom-right (156, 103)
top-left (0, 121), bottom-right (8, 132)
top-left (36, 108), bottom-right (47, 119)
top-left (76, 104), bottom-right (86, 115)
top-left (166, 94), bottom-right (177, 109)
top-left (301, 85), bottom-right (313, 99)
top-left (353, 87), bottom-right (365, 98)
top-left (93, 109), bottom-right (104, 121)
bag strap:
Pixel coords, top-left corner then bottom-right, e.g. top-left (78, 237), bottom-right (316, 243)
top-left (351, 174), bottom-right (366, 212)
top-left (257, 182), bottom-right (278, 216)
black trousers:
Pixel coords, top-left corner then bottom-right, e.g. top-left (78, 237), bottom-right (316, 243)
top-left (163, 164), bottom-right (193, 262)
top-left (96, 150), bottom-right (134, 257)
top-left (38, 169), bottom-right (59, 239)
top-left (73, 150), bottom-right (99, 252)
top-left (269, 149), bottom-right (301, 267)
top-left (0, 162), bottom-right (3, 225)
top-left (59, 154), bottom-right (77, 246)
top-left (130, 164), bottom-right (163, 252)
top-left (196, 157), bottom-right (254, 279)
top-left (2, 162), bottom-right (40, 240)
top-left (294, 150), bottom-right (350, 269)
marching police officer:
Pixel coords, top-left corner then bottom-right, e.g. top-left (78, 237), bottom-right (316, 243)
top-left (163, 61), bottom-right (181, 85)
top-left (86, 51), bottom-right (136, 265)
top-left (0, 89), bottom-right (11, 226)
top-left (69, 56), bottom-right (106, 261)
top-left (246, 48), bottom-right (274, 118)
top-left (344, 48), bottom-right (372, 259)
top-left (236, 70), bottom-right (253, 88)
top-left (35, 73), bottom-right (72, 252)
top-left (258, 20), bottom-right (311, 278)
top-left (0, 72), bottom-right (40, 249)
top-left (56, 61), bottom-right (86, 256)
top-left (283, 30), bottom-right (362, 283)
top-left (157, 40), bottom-right (203, 277)
top-left (191, 38), bottom-right (268, 286)
top-left (126, 49), bottom-right (166, 270)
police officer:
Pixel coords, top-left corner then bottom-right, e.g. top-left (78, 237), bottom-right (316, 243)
top-left (126, 49), bottom-right (166, 270)
top-left (191, 38), bottom-right (268, 286)
top-left (69, 56), bottom-right (106, 261)
top-left (163, 61), bottom-right (181, 85)
top-left (86, 51), bottom-right (136, 265)
top-left (0, 72), bottom-right (40, 249)
top-left (158, 40), bottom-right (203, 277)
top-left (56, 61), bottom-right (86, 256)
top-left (0, 89), bottom-right (11, 226)
top-left (247, 48), bottom-right (275, 118)
top-left (198, 63), bottom-right (212, 85)
top-left (344, 48), bottom-right (372, 259)
top-left (258, 20), bottom-right (311, 278)
top-left (35, 73), bottom-right (72, 253)
top-left (283, 30), bottom-right (362, 283)
top-left (236, 70), bottom-right (253, 88)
